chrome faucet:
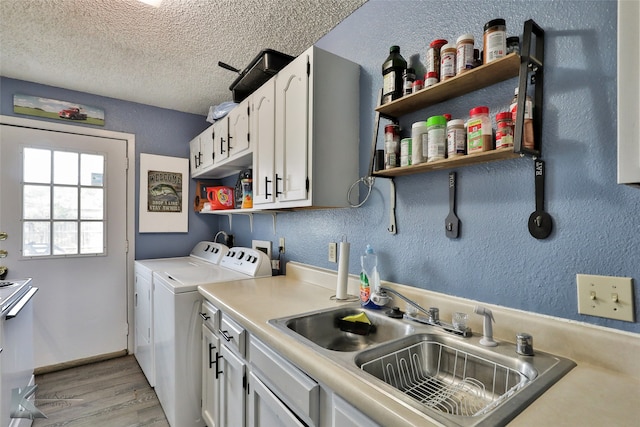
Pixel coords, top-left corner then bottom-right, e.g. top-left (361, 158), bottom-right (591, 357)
top-left (371, 286), bottom-right (472, 337)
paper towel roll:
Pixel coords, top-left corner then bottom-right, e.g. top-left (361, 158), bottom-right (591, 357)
top-left (336, 241), bottom-right (350, 299)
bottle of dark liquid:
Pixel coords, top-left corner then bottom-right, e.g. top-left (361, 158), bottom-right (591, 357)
top-left (382, 46), bottom-right (407, 104)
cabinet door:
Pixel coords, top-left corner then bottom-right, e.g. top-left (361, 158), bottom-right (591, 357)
top-left (219, 344), bottom-right (246, 427)
top-left (189, 134), bottom-right (202, 175)
top-left (202, 325), bottom-right (220, 427)
top-left (200, 125), bottom-right (215, 171)
top-left (228, 98), bottom-right (251, 158)
top-left (213, 118), bottom-right (229, 165)
top-left (332, 394), bottom-right (379, 427)
top-left (275, 52), bottom-right (309, 204)
top-left (251, 78), bottom-right (276, 206)
top-left (133, 269), bottom-right (154, 386)
top-left (248, 372), bottom-right (306, 427)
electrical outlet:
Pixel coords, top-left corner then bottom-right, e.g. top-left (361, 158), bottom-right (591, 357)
top-left (328, 242), bottom-right (337, 263)
top-left (576, 274), bottom-right (635, 322)
top-left (279, 237), bottom-right (285, 253)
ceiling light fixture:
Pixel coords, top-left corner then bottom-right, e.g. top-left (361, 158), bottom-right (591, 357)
top-left (137, 0), bottom-right (162, 7)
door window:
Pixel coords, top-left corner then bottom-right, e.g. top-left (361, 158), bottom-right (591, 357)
top-left (22, 147), bottom-right (105, 257)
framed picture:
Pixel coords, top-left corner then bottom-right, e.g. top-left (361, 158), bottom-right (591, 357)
top-left (139, 153), bottom-right (189, 233)
top-left (13, 94), bottom-right (105, 126)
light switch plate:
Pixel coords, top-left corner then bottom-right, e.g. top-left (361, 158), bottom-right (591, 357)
top-left (328, 242), bottom-right (337, 263)
top-left (576, 274), bottom-right (635, 322)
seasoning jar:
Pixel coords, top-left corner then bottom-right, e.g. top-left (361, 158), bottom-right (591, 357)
top-left (473, 49), bottom-right (482, 68)
top-left (447, 119), bottom-right (466, 158)
top-left (427, 39), bottom-right (448, 81)
top-left (411, 121), bottom-right (428, 165)
top-left (440, 43), bottom-right (457, 80)
top-left (506, 36), bottom-right (520, 55)
top-left (403, 67), bottom-right (416, 96)
top-left (495, 111), bottom-right (514, 149)
top-left (382, 46), bottom-right (407, 104)
top-left (483, 19), bottom-right (507, 64)
top-left (412, 79), bottom-right (423, 93)
top-left (443, 114), bottom-right (452, 121)
top-left (467, 106), bottom-right (493, 153)
top-left (456, 34), bottom-right (475, 75)
top-left (510, 87), bottom-right (535, 150)
top-left (400, 138), bottom-right (412, 167)
top-left (384, 124), bottom-right (400, 169)
top-left (426, 115), bottom-right (447, 162)
top-left (425, 71), bottom-right (438, 88)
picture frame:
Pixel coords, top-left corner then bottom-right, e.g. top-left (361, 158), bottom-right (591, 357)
top-left (13, 94), bottom-right (105, 126)
top-left (139, 153), bottom-right (189, 233)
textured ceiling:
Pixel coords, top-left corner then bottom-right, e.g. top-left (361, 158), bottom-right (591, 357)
top-left (0, 0), bottom-right (366, 115)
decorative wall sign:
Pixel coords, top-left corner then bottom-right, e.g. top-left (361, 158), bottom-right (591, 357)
top-left (13, 94), bottom-right (105, 126)
top-left (139, 153), bottom-right (189, 233)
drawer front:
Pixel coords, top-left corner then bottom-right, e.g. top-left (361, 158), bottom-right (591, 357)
top-left (200, 300), bottom-right (220, 332)
top-left (219, 312), bottom-right (246, 356)
top-left (250, 337), bottom-right (319, 426)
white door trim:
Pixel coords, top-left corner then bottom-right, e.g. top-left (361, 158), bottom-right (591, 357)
top-left (0, 114), bottom-right (137, 353)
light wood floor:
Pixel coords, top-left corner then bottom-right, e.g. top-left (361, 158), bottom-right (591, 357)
top-left (33, 355), bottom-right (169, 427)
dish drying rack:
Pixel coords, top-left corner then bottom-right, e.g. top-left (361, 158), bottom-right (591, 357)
top-left (360, 341), bottom-right (530, 417)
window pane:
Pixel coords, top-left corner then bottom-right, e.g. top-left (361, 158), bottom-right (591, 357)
top-left (81, 188), bottom-right (103, 220)
top-left (81, 154), bottom-right (104, 187)
top-left (23, 221), bottom-right (50, 256)
top-left (80, 222), bottom-right (103, 254)
top-left (53, 151), bottom-right (78, 185)
top-left (53, 222), bottom-right (78, 255)
top-left (23, 185), bottom-right (50, 219)
top-left (53, 186), bottom-right (78, 219)
top-left (23, 148), bottom-right (51, 183)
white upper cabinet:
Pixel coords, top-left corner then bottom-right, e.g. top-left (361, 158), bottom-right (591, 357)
top-left (258, 45), bottom-right (360, 209)
top-left (251, 78), bottom-right (276, 207)
top-left (192, 45), bottom-right (360, 208)
top-left (189, 124), bottom-right (214, 176)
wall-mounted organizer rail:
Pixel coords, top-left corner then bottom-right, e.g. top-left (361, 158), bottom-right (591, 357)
top-left (369, 20), bottom-right (547, 238)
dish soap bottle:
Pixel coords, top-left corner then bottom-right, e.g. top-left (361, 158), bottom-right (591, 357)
top-left (360, 245), bottom-right (380, 309)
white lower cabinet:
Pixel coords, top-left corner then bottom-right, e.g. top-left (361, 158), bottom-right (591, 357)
top-left (133, 262), bottom-right (154, 386)
top-left (331, 395), bottom-right (379, 427)
top-left (201, 301), bottom-right (377, 427)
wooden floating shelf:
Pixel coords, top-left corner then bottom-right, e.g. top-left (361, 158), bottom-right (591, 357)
top-left (375, 54), bottom-right (521, 118)
top-left (373, 148), bottom-right (522, 177)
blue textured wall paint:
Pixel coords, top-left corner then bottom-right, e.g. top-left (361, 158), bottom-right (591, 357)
top-left (0, 77), bottom-right (218, 259)
top-left (218, 0), bottom-right (640, 333)
top-left (2, 0), bottom-right (637, 333)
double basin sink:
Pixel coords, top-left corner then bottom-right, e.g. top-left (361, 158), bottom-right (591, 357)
top-left (268, 305), bottom-right (575, 427)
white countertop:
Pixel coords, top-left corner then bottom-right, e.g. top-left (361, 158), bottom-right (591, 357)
top-left (198, 262), bottom-right (640, 426)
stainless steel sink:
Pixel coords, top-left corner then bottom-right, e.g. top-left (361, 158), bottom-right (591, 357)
top-left (268, 306), bottom-right (415, 352)
top-left (269, 305), bottom-right (576, 426)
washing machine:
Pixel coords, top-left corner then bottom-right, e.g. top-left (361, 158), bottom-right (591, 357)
top-left (152, 247), bottom-right (272, 427)
top-left (134, 241), bottom-right (229, 387)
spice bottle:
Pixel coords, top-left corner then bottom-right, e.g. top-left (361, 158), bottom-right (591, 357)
top-left (382, 46), bottom-right (407, 104)
top-left (426, 115), bottom-right (447, 162)
top-left (427, 39), bottom-right (448, 81)
top-left (447, 119), bottom-right (466, 158)
top-left (403, 67), bottom-right (416, 96)
top-left (440, 43), bottom-right (457, 81)
top-left (483, 19), bottom-right (507, 64)
top-left (495, 112), bottom-right (514, 149)
top-left (510, 88), bottom-right (535, 150)
top-left (425, 71), bottom-right (438, 88)
top-left (506, 36), bottom-right (520, 55)
top-left (456, 34), bottom-right (475, 75)
top-left (400, 138), bottom-right (412, 167)
top-left (412, 79), bottom-right (423, 93)
top-left (467, 106), bottom-right (492, 153)
top-left (384, 124), bottom-right (400, 169)
top-left (411, 121), bottom-right (428, 165)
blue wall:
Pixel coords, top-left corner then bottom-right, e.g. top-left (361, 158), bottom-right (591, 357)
top-left (3, 0), bottom-right (638, 334)
top-left (219, 0), bottom-right (640, 334)
top-left (0, 77), bottom-right (218, 259)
